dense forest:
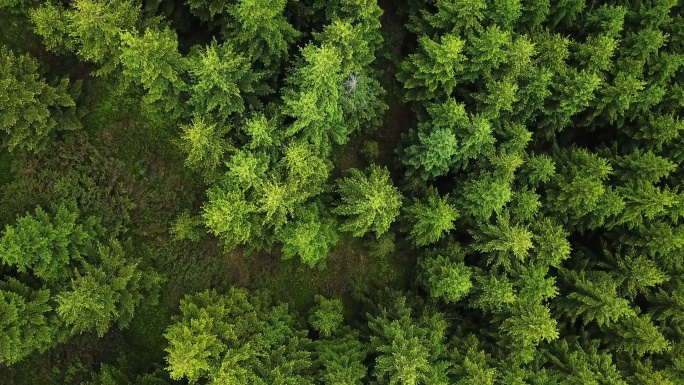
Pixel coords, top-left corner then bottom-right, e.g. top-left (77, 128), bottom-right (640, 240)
top-left (1, 0), bottom-right (684, 383)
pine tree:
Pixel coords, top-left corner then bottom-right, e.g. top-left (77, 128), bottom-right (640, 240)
top-left (315, 331), bottom-right (367, 385)
top-left (545, 337), bottom-right (627, 385)
top-left (607, 313), bottom-right (670, 356)
top-left (278, 203), bottom-right (338, 267)
top-left (368, 295), bottom-right (450, 385)
top-left (403, 126), bottom-right (458, 179)
top-left (460, 171), bottom-right (513, 221)
top-left (223, 0), bottom-right (299, 69)
top-left (471, 212), bottom-right (534, 269)
top-left (601, 250), bottom-right (667, 299)
top-left (203, 185), bottom-right (263, 250)
top-left (165, 289), bottom-right (314, 384)
top-left (464, 25), bottom-right (512, 79)
top-left (0, 48), bottom-right (79, 152)
top-left (500, 301), bottom-right (559, 350)
top-left (649, 278), bottom-right (684, 324)
top-left (31, 0), bottom-right (139, 74)
top-left (404, 188), bottom-right (458, 247)
top-left (0, 279), bottom-right (53, 364)
top-left (546, 148), bottom-right (617, 227)
top-left (56, 239), bottom-right (161, 337)
top-left (0, 203), bottom-right (97, 281)
top-left (418, 252), bottom-right (472, 303)
top-left (178, 117), bottom-right (231, 177)
top-left (420, 0), bottom-right (486, 34)
top-left (334, 165), bottom-right (402, 237)
top-left (119, 27), bottom-right (187, 118)
top-left (309, 295), bottom-right (368, 385)
top-left (398, 33), bottom-right (467, 101)
top-left (187, 40), bottom-right (269, 123)
top-left (555, 269), bottom-right (633, 327)
top-left (402, 99), bottom-right (495, 175)
top-left (530, 217), bottom-right (571, 267)
top-left (449, 334), bottom-right (498, 385)
top-left (282, 44), bottom-right (347, 155)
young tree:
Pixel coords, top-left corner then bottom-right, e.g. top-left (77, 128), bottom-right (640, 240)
top-left (178, 117), bottom-right (232, 177)
top-left (546, 148), bottom-right (618, 227)
top-left (398, 33), bottom-right (466, 101)
top-left (402, 99), bottom-right (495, 176)
top-left (0, 279), bottom-right (53, 364)
top-left (419, 0), bottom-right (486, 35)
top-left (333, 165), bottom-right (402, 237)
top-left (0, 48), bottom-right (79, 152)
top-left (555, 269), bottom-right (634, 327)
top-left (0, 203), bottom-right (97, 281)
top-left (315, 331), bottom-right (367, 385)
top-left (368, 295), bottom-right (450, 385)
top-left (31, 0), bottom-right (139, 74)
top-left (203, 186), bottom-right (260, 250)
top-left (55, 240), bottom-right (161, 337)
top-left (223, 0), bottom-right (299, 69)
top-left (418, 253), bottom-right (472, 303)
top-left (449, 334), bottom-right (498, 385)
top-left (500, 301), bottom-right (559, 351)
top-left (278, 203), bottom-right (338, 267)
top-left (310, 296), bottom-right (366, 385)
top-left (540, 69), bottom-right (601, 135)
top-left (471, 212), bottom-right (534, 270)
top-left (460, 171), bottom-right (514, 221)
top-left (607, 313), bottom-right (670, 356)
top-left (402, 126), bottom-right (458, 179)
top-left (187, 40), bottom-right (269, 123)
top-left (165, 289), bottom-right (314, 384)
top-left (282, 44), bottom-right (349, 155)
top-left (601, 251), bottom-right (667, 300)
top-left (119, 27), bottom-right (187, 118)
top-left (404, 188), bottom-right (459, 247)
top-left (544, 338), bottom-right (627, 385)
top-left (464, 25), bottom-right (512, 80)
top-left (530, 217), bottom-right (571, 267)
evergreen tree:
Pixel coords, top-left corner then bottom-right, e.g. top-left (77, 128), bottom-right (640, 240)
top-left (398, 33), bottom-right (466, 101)
top-left (545, 337), bottom-right (627, 385)
top-left (165, 289), bottom-right (314, 384)
top-left (278, 203), bottom-right (338, 267)
top-left (282, 44), bottom-right (347, 155)
top-left (0, 279), bottom-right (53, 364)
top-left (333, 165), bottom-right (402, 237)
top-left (187, 40), bottom-right (269, 123)
top-left (56, 240), bottom-right (161, 337)
top-left (404, 188), bottom-right (458, 247)
top-left (119, 27), bottom-right (187, 118)
top-left (223, 0), bottom-right (299, 69)
top-left (368, 295), bottom-right (450, 385)
top-left (310, 295), bottom-right (367, 385)
top-left (31, 0), bottom-right (139, 74)
top-left (607, 313), bottom-right (670, 356)
top-left (555, 269), bottom-right (633, 327)
top-left (418, 251), bottom-right (472, 303)
top-left (0, 203), bottom-right (98, 281)
top-left (0, 48), bottom-right (79, 152)
top-left (471, 212), bottom-right (534, 269)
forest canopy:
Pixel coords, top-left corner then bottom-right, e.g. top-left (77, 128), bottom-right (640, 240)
top-left (1, 0), bottom-right (684, 384)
